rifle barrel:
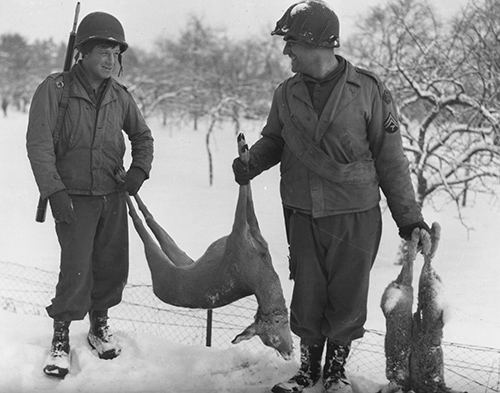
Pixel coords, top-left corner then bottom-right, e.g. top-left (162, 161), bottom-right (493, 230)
top-left (63, 2), bottom-right (80, 72)
top-left (72, 3), bottom-right (81, 31)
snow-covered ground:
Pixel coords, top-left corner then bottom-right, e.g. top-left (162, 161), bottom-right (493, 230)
top-left (1, 110), bottom-right (499, 392)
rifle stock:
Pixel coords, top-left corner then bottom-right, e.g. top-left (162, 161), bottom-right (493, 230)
top-left (35, 2), bottom-right (80, 223)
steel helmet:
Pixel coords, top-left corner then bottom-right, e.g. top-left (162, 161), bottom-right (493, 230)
top-left (271, 0), bottom-right (340, 48)
top-left (75, 12), bottom-right (128, 53)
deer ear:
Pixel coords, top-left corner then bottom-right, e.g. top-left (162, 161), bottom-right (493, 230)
top-left (231, 323), bottom-right (257, 344)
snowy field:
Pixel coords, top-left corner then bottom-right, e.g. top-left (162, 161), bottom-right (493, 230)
top-left (0, 110), bottom-right (499, 392)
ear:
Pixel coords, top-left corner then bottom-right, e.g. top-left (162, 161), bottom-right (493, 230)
top-left (231, 323), bottom-right (257, 344)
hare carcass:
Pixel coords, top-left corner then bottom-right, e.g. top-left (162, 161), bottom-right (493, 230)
top-left (381, 223), bottom-right (464, 393)
top-left (380, 228), bottom-right (420, 392)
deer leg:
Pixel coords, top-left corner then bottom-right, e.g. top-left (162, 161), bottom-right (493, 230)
top-left (133, 194), bottom-right (193, 267)
top-left (126, 195), bottom-right (158, 250)
top-left (245, 186), bottom-right (260, 233)
top-left (228, 184), bottom-right (250, 239)
top-left (126, 195), bottom-right (193, 305)
top-left (125, 195), bottom-right (175, 267)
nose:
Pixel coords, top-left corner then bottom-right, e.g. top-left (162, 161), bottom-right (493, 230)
top-left (104, 52), bottom-right (116, 65)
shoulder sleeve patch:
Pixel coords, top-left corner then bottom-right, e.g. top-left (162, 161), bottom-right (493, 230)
top-left (382, 85), bottom-right (400, 133)
top-left (355, 67), bottom-right (401, 133)
top-left (383, 89), bottom-right (392, 104)
top-left (384, 112), bottom-right (399, 133)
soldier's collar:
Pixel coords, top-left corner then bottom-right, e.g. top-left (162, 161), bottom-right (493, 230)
top-left (300, 56), bottom-right (346, 84)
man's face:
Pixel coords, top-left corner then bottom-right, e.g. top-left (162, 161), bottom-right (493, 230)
top-left (282, 40), bottom-right (320, 76)
top-left (82, 43), bottom-right (120, 83)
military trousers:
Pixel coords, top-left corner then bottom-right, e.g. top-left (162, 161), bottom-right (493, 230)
top-left (288, 206), bottom-right (382, 346)
top-left (46, 193), bottom-right (129, 321)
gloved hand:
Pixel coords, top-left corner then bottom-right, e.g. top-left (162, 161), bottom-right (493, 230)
top-left (398, 220), bottom-right (431, 241)
top-left (232, 157), bottom-right (260, 185)
top-left (399, 220), bottom-right (432, 254)
top-left (49, 190), bottom-right (76, 224)
top-left (122, 167), bottom-right (147, 196)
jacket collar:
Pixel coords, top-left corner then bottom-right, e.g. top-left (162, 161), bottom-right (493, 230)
top-left (285, 56), bottom-right (363, 141)
top-left (301, 56), bottom-right (346, 84)
top-left (287, 56), bottom-right (362, 108)
top-left (287, 56), bottom-right (361, 92)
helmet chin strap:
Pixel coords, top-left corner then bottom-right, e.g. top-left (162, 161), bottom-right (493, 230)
top-left (73, 51), bottom-right (81, 64)
top-left (117, 53), bottom-right (123, 77)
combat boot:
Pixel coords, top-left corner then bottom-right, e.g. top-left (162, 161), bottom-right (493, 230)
top-left (323, 339), bottom-right (352, 393)
top-left (87, 309), bottom-right (121, 359)
top-left (43, 320), bottom-right (71, 378)
top-left (272, 340), bottom-right (324, 393)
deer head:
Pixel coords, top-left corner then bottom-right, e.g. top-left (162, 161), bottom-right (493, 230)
top-left (231, 308), bottom-right (293, 360)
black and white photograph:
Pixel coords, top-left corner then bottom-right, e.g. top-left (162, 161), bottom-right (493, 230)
top-left (0, 0), bottom-right (498, 392)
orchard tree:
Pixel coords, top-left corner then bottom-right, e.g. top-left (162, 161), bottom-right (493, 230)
top-left (450, 0), bottom-right (500, 205)
top-left (343, 0), bottom-right (499, 267)
top-left (157, 15), bottom-right (223, 130)
top-left (345, 0), bottom-right (500, 219)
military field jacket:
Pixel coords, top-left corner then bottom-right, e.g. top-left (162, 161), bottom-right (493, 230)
top-left (249, 57), bottom-right (422, 227)
top-left (26, 64), bottom-right (154, 199)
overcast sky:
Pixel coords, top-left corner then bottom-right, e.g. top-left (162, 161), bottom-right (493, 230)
top-left (0, 0), bottom-right (469, 51)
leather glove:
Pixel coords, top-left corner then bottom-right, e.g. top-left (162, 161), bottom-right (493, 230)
top-left (232, 157), bottom-right (260, 185)
top-left (398, 220), bottom-right (431, 241)
top-left (122, 167), bottom-right (147, 196)
top-left (49, 190), bottom-right (76, 224)
top-left (399, 220), bottom-right (432, 254)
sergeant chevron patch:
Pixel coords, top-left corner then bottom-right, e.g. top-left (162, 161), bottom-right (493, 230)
top-left (384, 113), bottom-right (399, 133)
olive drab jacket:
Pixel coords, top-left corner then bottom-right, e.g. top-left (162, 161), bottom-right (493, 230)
top-left (26, 63), bottom-right (153, 199)
top-left (249, 56), bottom-right (422, 228)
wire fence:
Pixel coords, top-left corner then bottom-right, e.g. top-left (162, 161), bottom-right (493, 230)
top-left (1, 259), bottom-right (499, 392)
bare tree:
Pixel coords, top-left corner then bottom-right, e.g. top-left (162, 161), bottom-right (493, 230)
top-left (345, 0), bottom-right (499, 220)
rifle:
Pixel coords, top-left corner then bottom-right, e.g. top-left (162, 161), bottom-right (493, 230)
top-left (35, 2), bottom-right (80, 223)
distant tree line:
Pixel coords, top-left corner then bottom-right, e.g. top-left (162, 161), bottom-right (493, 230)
top-left (122, 16), bottom-right (291, 130)
top-left (0, 34), bottom-right (65, 114)
top-left (0, 15), bottom-right (289, 124)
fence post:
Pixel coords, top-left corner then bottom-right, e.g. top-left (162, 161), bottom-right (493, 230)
top-left (206, 309), bottom-right (213, 347)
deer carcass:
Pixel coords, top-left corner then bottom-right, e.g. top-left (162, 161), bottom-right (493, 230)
top-left (125, 134), bottom-right (293, 359)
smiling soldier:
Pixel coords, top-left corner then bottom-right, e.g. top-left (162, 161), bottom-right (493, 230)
top-left (231, 1), bottom-right (430, 392)
top-left (26, 11), bottom-right (154, 378)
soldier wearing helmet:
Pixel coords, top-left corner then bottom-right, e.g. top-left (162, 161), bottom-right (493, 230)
top-left (27, 11), bottom-right (154, 377)
top-left (75, 12), bottom-right (128, 75)
top-left (232, 1), bottom-right (430, 392)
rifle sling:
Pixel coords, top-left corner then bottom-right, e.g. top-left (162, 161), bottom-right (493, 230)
top-left (53, 72), bottom-right (72, 147)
